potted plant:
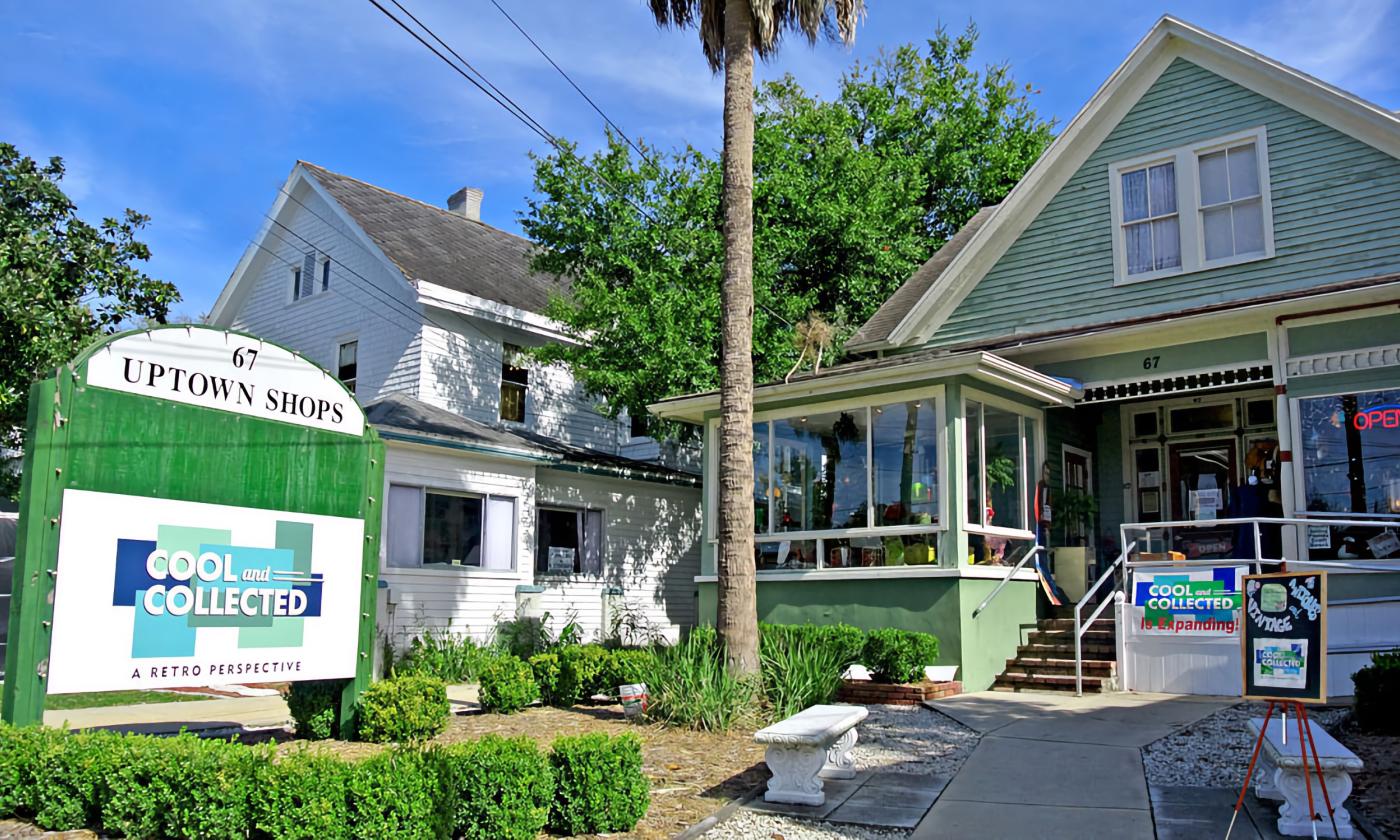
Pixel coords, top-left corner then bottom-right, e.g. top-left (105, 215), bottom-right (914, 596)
top-left (1054, 487), bottom-right (1099, 600)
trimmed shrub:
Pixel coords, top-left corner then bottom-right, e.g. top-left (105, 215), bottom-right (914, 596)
top-left (862, 628), bottom-right (940, 683)
top-left (642, 632), bottom-right (754, 731)
top-left (287, 679), bottom-right (348, 740)
top-left (395, 631), bottom-right (489, 683)
top-left (478, 655), bottom-right (539, 714)
top-left (251, 750), bottom-right (351, 840)
top-left (761, 636), bottom-right (847, 721)
top-left (0, 722), bottom-right (48, 819)
top-left (560, 644), bottom-right (613, 701)
top-left (96, 732), bottom-right (259, 840)
top-left (530, 652), bottom-right (565, 706)
top-left (356, 674), bottom-right (450, 743)
top-left (548, 733), bottom-right (650, 835)
top-left (345, 747), bottom-right (450, 840)
top-left (1354, 649), bottom-right (1400, 734)
top-left (29, 728), bottom-right (104, 831)
top-left (602, 648), bottom-right (656, 695)
top-left (440, 735), bottom-right (553, 840)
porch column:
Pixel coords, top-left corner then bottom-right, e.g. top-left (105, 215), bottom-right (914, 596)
top-left (943, 380), bottom-right (969, 568)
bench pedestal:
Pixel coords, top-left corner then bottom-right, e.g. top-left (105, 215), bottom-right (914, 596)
top-left (1248, 717), bottom-right (1363, 840)
top-left (756, 704), bottom-right (868, 805)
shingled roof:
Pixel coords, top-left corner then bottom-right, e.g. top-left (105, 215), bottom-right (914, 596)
top-left (300, 162), bottom-right (567, 314)
top-left (846, 205), bottom-right (998, 351)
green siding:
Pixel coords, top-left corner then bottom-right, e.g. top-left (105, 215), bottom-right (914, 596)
top-left (1288, 367), bottom-right (1400, 398)
top-left (1037, 333), bottom-right (1268, 384)
top-left (932, 58), bottom-right (1400, 348)
top-left (1096, 404), bottom-right (1124, 550)
top-left (1288, 312), bottom-right (1400, 356)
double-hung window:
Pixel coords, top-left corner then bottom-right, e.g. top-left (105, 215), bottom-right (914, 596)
top-left (500, 343), bottom-right (528, 423)
top-left (337, 340), bottom-right (358, 394)
top-left (536, 507), bottom-right (604, 575)
top-left (1110, 127), bottom-right (1273, 284)
top-left (386, 485), bottom-right (516, 571)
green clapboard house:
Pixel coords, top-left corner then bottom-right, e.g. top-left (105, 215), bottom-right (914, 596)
top-left (651, 16), bottom-right (1400, 695)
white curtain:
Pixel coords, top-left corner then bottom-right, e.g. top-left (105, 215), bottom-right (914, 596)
top-left (386, 485), bottom-right (422, 568)
top-left (482, 496), bottom-right (516, 570)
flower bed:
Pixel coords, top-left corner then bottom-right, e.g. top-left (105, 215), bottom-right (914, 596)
top-left (837, 679), bottom-right (962, 706)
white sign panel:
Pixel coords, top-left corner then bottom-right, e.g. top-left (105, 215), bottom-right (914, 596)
top-left (47, 490), bottom-right (365, 694)
top-left (85, 328), bottom-right (364, 436)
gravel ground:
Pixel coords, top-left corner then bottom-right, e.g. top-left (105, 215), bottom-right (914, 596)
top-left (1142, 702), bottom-right (1350, 789)
top-left (704, 704), bottom-right (980, 839)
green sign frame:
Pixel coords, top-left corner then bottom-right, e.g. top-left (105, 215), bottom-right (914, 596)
top-left (2, 325), bottom-right (384, 729)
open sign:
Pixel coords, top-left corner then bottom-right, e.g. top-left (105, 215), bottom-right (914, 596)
top-left (1353, 404), bottom-right (1400, 431)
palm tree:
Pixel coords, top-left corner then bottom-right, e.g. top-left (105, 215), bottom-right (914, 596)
top-left (648, 0), bottom-right (864, 675)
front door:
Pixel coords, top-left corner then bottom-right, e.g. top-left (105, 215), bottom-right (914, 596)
top-left (1169, 439), bottom-right (1237, 559)
top-left (1062, 445), bottom-right (1093, 543)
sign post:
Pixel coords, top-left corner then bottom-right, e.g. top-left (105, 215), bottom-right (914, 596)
top-left (2, 326), bottom-right (383, 730)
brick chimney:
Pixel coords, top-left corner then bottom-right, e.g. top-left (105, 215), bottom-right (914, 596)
top-left (446, 186), bottom-right (483, 221)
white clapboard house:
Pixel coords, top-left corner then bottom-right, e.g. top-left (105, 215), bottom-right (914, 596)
top-left (209, 162), bottom-right (701, 650)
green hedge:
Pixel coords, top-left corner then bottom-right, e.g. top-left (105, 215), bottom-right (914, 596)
top-left (862, 627), bottom-right (940, 683)
top-left (286, 679), bottom-right (348, 740)
top-left (602, 648), bottom-right (656, 694)
top-left (548, 732), bottom-right (650, 835)
top-left (479, 655), bottom-right (539, 714)
top-left (1354, 649), bottom-right (1400, 735)
top-left (355, 674), bottom-right (450, 743)
top-left (0, 722), bottom-right (649, 838)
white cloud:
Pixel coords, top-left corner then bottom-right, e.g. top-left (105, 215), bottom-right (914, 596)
top-left (1223, 0), bottom-right (1397, 98)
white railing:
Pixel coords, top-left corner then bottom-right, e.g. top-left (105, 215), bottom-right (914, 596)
top-left (1071, 514), bottom-right (1400, 696)
top-left (971, 544), bottom-right (1043, 619)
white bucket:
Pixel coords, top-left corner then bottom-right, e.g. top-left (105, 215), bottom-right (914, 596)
top-left (619, 683), bottom-right (648, 717)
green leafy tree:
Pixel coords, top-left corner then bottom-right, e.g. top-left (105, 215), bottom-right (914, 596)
top-left (0, 143), bottom-right (180, 497)
top-left (525, 25), bottom-right (1053, 431)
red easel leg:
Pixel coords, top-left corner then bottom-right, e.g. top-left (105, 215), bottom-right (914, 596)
top-left (1228, 700), bottom-right (1277, 839)
top-left (1298, 704), bottom-right (1341, 838)
top-left (1295, 702), bottom-right (1320, 831)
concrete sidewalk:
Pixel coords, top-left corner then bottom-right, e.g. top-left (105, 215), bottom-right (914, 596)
top-left (912, 691), bottom-right (1233, 840)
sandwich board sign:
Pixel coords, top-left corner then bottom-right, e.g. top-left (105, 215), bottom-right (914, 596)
top-left (2, 326), bottom-right (384, 727)
top-left (1241, 570), bottom-right (1327, 703)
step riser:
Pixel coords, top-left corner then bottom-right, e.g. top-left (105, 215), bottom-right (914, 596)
top-left (1028, 630), bottom-right (1116, 643)
top-left (1038, 618), bottom-right (1116, 630)
top-left (1018, 645), bottom-right (1116, 658)
top-left (1005, 662), bottom-right (1116, 678)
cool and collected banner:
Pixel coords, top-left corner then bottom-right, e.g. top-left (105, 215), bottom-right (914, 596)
top-left (47, 490), bottom-right (365, 694)
top-left (1242, 571), bottom-right (1327, 703)
top-left (1130, 566), bottom-right (1246, 635)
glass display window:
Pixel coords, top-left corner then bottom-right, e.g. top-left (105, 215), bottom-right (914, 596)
top-left (1298, 389), bottom-right (1400, 560)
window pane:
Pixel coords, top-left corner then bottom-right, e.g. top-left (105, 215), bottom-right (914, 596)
top-left (424, 493), bottom-right (482, 567)
top-left (1168, 403), bottom-right (1235, 434)
top-left (386, 485), bottom-right (422, 569)
top-left (1148, 162), bottom-right (1176, 215)
top-left (753, 422), bottom-right (770, 534)
top-left (772, 410), bottom-right (868, 532)
top-left (500, 382), bottom-right (526, 423)
top-left (1121, 169), bottom-right (1148, 222)
top-left (1228, 143), bottom-right (1260, 198)
top-left (1152, 217), bottom-right (1181, 270)
top-left (965, 401), bottom-right (983, 524)
top-left (582, 510), bottom-right (604, 575)
top-left (872, 400), bottom-right (938, 526)
top-left (1232, 200), bottom-right (1265, 255)
top-left (1203, 206), bottom-right (1234, 261)
top-left (1024, 415), bottom-right (1039, 536)
top-left (1198, 150), bottom-right (1229, 206)
top-left (755, 539), bottom-right (816, 571)
top-left (1125, 222), bottom-right (1153, 275)
top-left (983, 407), bottom-right (1025, 530)
top-left (483, 496), bottom-right (515, 570)
top-left (537, 508), bottom-right (581, 573)
top-left (1299, 391), bottom-right (1400, 559)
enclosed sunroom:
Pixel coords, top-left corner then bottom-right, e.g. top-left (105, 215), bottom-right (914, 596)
top-left (650, 350), bottom-right (1079, 691)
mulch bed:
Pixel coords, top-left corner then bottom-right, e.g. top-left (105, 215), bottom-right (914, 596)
top-left (1327, 717), bottom-right (1400, 839)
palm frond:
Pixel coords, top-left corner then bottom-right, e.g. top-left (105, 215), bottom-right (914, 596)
top-left (648, 0), bottom-right (866, 72)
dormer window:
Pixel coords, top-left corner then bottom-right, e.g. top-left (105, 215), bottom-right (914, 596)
top-left (1110, 127), bottom-right (1273, 285)
top-left (500, 343), bottom-right (528, 423)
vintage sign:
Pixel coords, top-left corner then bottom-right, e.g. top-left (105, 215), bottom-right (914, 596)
top-left (85, 328), bottom-right (362, 435)
top-left (1131, 566), bottom-right (1245, 635)
top-left (47, 491), bottom-right (364, 693)
top-left (1242, 571), bottom-right (1327, 703)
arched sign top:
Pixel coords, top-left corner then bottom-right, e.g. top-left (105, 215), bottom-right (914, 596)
top-left (79, 325), bottom-right (366, 437)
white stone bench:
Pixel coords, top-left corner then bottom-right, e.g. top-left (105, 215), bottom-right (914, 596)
top-left (1248, 716), bottom-right (1364, 839)
top-left (754, 703), bottom-right (868, 805)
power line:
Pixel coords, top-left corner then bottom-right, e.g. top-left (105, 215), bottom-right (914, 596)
top-left (363, 0), bottom-right (660, 226)
top-left (487, 0), bottom-right (657, 169)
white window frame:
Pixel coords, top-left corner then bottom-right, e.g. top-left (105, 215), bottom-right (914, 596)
top-left (336, 337), bottom-right (358, 395)
top-left (1109, 126), bottom-right (1273, 286)
top-left (535, 505), bottom-right (606, 577)
top-left (960, 387), bottom-right (1042, 541)
top-left (384, 484), bottom-right (520, 575)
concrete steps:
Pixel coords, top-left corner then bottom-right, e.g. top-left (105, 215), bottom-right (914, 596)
top-left (991, 615), bottom-right (1118, 694)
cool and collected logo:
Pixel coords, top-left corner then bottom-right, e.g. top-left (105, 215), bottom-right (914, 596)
top-left (1132, 566), bottom-right (1243, 634)
top-left (112, 520), bottom-right (324, 659)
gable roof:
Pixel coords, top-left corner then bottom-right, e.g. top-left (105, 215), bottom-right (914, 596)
top-left (858, 15), bottom-right (1400, 353)
top-left (847, 204), bottom-right (997, 351)
top-left (299, 163), bottom-right (566, 314)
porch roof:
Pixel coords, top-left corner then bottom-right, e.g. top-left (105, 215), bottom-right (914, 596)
top-left (648, 349), bottom-right (1080, 424)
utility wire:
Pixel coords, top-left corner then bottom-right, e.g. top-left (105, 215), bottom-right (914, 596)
top-left (487, 0), bottom-right (658, 169)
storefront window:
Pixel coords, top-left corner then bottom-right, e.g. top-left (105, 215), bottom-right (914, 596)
top-left (964, 397), bottom-right (1039, 539)
top-left (872, 400), bottom-right (938, 526)
top-left (1299, 389), bottom-right (1400, 560)
top-left (753, 422), bottom-right (770, 534)
top-left (756, 539), bottom-right (817, 571)
top-left (772, 410), bottom-right (868, 532)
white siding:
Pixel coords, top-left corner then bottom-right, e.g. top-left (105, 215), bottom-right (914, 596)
top-left (226, 180), bottom-right (423, 404)
top-left (534, 470), bottom-right (701, 644)
top-left (377, 443), bottom-right (537, 649)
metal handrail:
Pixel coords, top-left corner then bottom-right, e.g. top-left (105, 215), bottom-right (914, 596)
top-left (971, 544), bottom-right (1042, 619)
top-left (1074, 540), bottom-right (1134, 696)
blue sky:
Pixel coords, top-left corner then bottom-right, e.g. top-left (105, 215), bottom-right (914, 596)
top-left (3, 0), bottom-right (1397, 320)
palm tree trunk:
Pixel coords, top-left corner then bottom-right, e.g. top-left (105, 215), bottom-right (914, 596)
top-left (715, 0), bottom-right (760, 675)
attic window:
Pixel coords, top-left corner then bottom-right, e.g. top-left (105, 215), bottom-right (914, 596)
top-left (338, 340), bottom-right (358, 394)
top-left (500, 343), bottom-right (528, 423)
top-left (321, 257), bottom-right (332, 291)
